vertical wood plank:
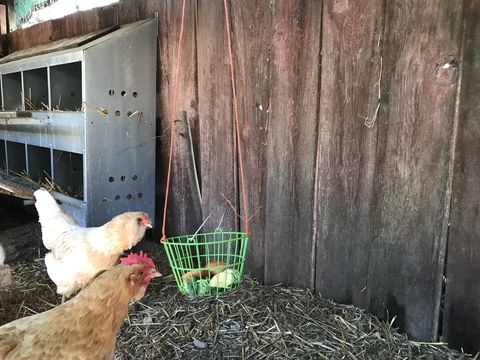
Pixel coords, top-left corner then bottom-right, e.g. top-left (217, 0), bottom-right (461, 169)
top-left (7, 20), bottom-right (54, 52)
top-left (264, 0), bottom-right (321, 288)
top-left (97, 5), bottom-right (120, 29)
top-left (197, 0), bottom-right (237, 232)
top-left (5, 4), bottom-right (121, 52)
top-left (315, 0), bottom-right (385, 306)
top-left (317, 0), bottom-right (463, 340)
top-left (152, 0), bottom-right (200, 236)
top-left (118, 0), bottom-right (146, 25)
top-left (443, 1), bottom-right (480, 354)
top-left (52, 8), bottom-right (100, 39)
top-left (229, 1), bottom-right (273, 279)
top-left (369, 0), bottom-right (463, 340)
top-left (0, 5), bottom-right (7, 57)
top-left (0, 5), bottom-right (7, 35)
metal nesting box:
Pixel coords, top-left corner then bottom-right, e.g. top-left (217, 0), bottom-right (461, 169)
top-left (0, 18), bottom-right (158, 226)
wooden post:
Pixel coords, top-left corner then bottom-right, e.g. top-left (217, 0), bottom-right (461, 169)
top-left (0, 4), bottom-right (7, 57)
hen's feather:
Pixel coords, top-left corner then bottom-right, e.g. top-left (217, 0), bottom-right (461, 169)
top-left (33, 189), bottom-right (79, 250)
top-left (0, 262), bottom-right (159, 360)
top-left (33, 189), bottom-right (151, 297)
top-left (0, 243), bottom-right (5, 266)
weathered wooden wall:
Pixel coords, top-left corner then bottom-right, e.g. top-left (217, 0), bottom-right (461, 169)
top-left (3, 0), bottom-right (479, 353)
top-left (443, 0), bottom-right (480, 354)
top-left (316, 0), bottom-right (464, 341)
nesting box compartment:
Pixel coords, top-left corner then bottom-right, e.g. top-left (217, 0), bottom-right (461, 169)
top-left (27, 144), bottom-right (50, 182)
top-left (23, 67), bottom-right (49, 110)
top-left (6, 140), bottom-right (26, 174)
top-left (49, 62), bottom-right (82, 111)
top-left (0, 19), bottom-right (158, 226)
top-left (2, 72), bottom-right (22, 111)
top-left (0, 140), bottom-right (5, 168)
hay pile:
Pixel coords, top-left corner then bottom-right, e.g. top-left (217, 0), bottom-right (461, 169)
top-left (0, 254), bottom-right (474, 360)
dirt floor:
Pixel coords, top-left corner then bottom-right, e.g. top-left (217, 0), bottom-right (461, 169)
top-left (0, 200), bottom-right (477, 359)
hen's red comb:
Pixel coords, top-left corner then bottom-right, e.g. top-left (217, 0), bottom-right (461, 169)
top-left (120, 251), bottom-right (156, 269)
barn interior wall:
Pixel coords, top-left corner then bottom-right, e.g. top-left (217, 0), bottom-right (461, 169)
top-left (3, 0), bottom-right (478, 353)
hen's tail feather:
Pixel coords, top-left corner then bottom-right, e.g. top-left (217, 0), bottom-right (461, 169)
top-left (34, 189), bottom-right (79, 250)
top-left (34, 188), bottom-right (65, 215)
top-left (0, 243), bottom-right (5, 266)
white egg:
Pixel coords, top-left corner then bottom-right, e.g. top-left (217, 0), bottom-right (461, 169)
top-left (209, 269), bottom-right (240, 288)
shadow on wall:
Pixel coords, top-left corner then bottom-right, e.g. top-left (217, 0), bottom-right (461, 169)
top-left (385, 294), bottom-right (406, 334)
top-left (446, 303), bottom-right (480, 354)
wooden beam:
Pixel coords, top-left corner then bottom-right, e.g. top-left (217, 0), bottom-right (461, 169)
top-left (197, 0), bottom-right (237, 233)
top-left (443, 0), bottom-right (480, 354)
top-left (228, 1), bottom-right (273, 280)
top-left (0, 4), bottom-right (7, 57)
top-left (263, 0), bottom-right (322, 288)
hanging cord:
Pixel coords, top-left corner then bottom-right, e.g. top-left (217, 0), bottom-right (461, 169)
top-left (161, 0), bottom-right (187, 242)
top-left (224, 0), bottom-right (250, 235)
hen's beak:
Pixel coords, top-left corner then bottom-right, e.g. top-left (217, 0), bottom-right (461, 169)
top-left (145, 222), bottom-right (153, 229)
top-left (151, 270), bottom-right (162, 278)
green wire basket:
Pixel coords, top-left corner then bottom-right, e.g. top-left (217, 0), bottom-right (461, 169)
top-left (162, 231), bottom-right (249, 297)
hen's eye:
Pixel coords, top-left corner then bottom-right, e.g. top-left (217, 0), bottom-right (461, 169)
top-left (137, 217), bottom-right (143, 223)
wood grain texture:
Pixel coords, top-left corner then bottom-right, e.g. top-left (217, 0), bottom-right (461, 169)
top-left (3, 0), bottom-right (480, 344)
top-left (7, 20), bottom-right (55, 52)
top-left (0, 5), bottom-right (7, 57)
top-left (196, 0), bottom-right (237, 233)
top-left (6, 1), bottom-right (122, 52)
top-left (315, 0), bottom-right (385, 308)
top-left (229, 1), bottom-right (273, 279)
top-left (117, 0), bottom-right (145, 25)
top-left (443, 1), bottom-right (480, 353)
top-left (152, 0), bottom-right (200, 237)
top-left (370, 1), bottom-right (463, 340)
top-left (317, 0), bottom-right (463, 341)
top-left (263, 0), bottom-right (321, 288)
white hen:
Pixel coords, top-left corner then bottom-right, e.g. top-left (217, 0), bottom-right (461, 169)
top-left (34, 189), bottom-right (152, 298)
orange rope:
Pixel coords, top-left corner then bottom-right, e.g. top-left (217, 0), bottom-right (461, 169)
top-left (161, 0), bottom-right (187, 242)
top-left (224, 0), bottom-right (250, 235)
top-left (162, 0), bottom-right (251, 240)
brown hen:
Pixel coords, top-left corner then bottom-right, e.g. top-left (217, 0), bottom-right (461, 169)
top-left (0, 252), bottom-right (160, 360)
